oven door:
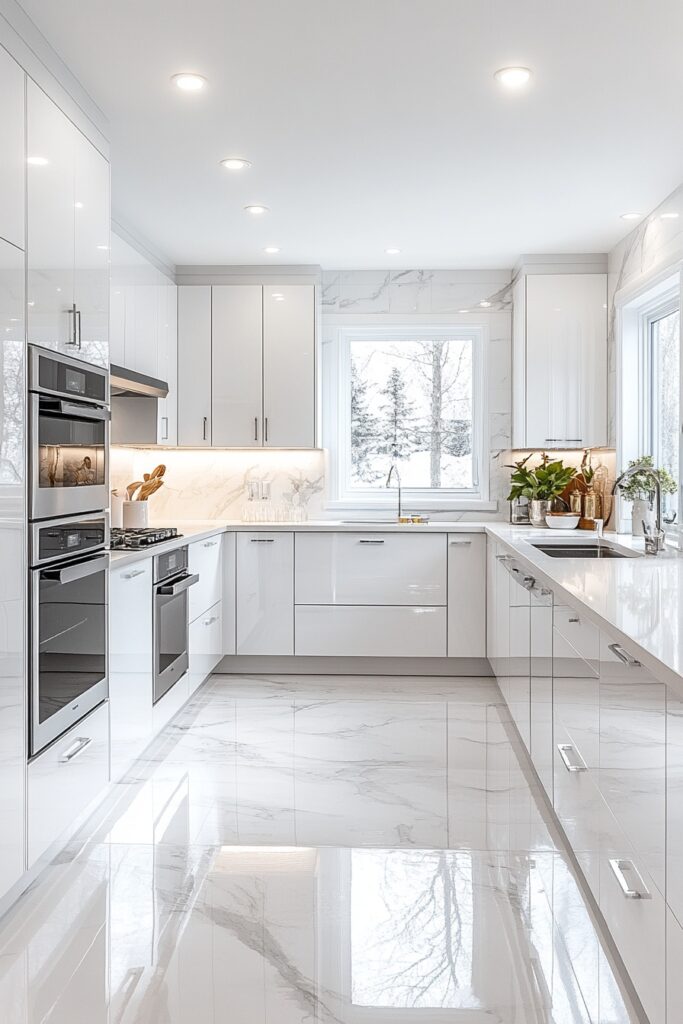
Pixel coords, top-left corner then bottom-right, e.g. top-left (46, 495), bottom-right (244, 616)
top-left (31, 553), bottom-right (109, 757)
top-left (153, 572), bottom-right (199, 703)
top-left (30, 393), bottom-right (109, 520)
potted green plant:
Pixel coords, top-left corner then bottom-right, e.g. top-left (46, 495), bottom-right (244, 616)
top-left (507, 453), bottom-right (577, 528)
top-left (615, 456), bottom-right (677, 536)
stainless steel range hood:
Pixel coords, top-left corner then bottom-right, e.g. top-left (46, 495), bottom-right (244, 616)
top-left (110, 364), bottom-right (168, 399)
top-left (110, 364), bottom-right (169, 445)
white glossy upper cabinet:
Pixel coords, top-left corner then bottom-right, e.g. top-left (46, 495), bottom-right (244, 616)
top-left (513, 273), bottom-right (607, 449)
top-left (157, 282), bottom-right (178, 444)
top-left (212, 285), bottom-right (263, 446)
top-left (27, 80), bottom-right (75, 354)
top-left (178, 285), bottom-right (212, 445)
top-left (73, 128), bottom-right (109, 368)
top-left (0, 49), bottom-right (25, 250)
top-left (27, 80), bottom-right (110, 367)
top-left (263, 285), bottom-right (315, 447)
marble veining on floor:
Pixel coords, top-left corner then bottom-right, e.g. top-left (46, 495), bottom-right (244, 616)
top-left (0, 675), bottom-right (638, 1022)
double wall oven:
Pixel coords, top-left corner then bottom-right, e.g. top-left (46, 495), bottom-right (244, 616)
top-left (28, 347), bottom-right (111, 758)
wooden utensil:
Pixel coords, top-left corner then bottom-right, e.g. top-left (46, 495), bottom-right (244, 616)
top-left (139, 478), bottom-right (164, 501)
top-left (126, 480), bottom-right (144, 500)
top-left (150, 464), bottom-right (166, 479)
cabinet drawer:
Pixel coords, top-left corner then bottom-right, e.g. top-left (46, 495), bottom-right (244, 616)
top-left (188, 600), bottom-right (222, 695)
top-left (599, 807), bottom-right (665, 1024)
top-left (447, 534), bottom-right (486, 656)
top-left (295, 532), bottom-right (447, 606)
top-left (295, 605), bottom-right (447, 657)
top-left (28, 702), bottom-right (109, 866)
top-left (554, 603), bottom-right (599, 665)
top-left (188, 534), bottom-right (223, 622)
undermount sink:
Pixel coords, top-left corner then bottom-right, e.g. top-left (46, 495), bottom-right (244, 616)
top-left (530, 542), bottom-right (634, 559)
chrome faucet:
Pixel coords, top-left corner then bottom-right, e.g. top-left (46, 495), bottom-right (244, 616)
top-left (612, 463), bottom-right (665, 554)
top-left (386, 463), bottom-right (403, 520)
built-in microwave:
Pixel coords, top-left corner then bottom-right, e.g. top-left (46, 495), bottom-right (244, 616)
top-left (28, 346), bottom-right (110, 521)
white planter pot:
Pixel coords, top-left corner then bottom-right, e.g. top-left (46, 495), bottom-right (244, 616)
top-left (631, 497), bottom-right (653, 537)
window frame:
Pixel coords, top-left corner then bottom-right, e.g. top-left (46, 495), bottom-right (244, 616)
top-left (616, 266), bottom-right (683, 536)
top-left (323, 323), bottom-right (490, 511)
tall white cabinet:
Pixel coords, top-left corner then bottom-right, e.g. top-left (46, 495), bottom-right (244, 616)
top-left (512, 269), bottom-right (607, 449)
top-left (0, 48), bottom-right (25, 251)
top-left (178, 283), bottom-right (316, 448)
top-left (26, 80), bottom-right (110, 368)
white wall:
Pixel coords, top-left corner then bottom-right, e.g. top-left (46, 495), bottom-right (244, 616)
top-left (607, 184), bottom-right (683, 445)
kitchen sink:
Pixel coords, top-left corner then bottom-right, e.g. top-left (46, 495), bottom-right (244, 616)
top-left (530, 542), bottom-right (633, 559)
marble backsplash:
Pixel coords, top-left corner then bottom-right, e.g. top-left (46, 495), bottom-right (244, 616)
top-left (111, 448), bottom-right (327, 522)
top-left (321, 268), bottom-right (512, 316)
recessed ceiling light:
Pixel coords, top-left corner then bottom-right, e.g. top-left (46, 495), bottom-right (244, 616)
top-left (494, 66), bottom-right (532, 89)
top-left (620, 212), bottom-right (642, 221)
top-left (272, 293), bottom-right (285, 301)
top-left (479, 300), bottom-right (492, 308)
top-left (661, 212), bottom-right (679, 220)
top-left (171, 73), bottom-right (207, 92)
top-left (244, 205), bottom-right (269, 215)
top-left (96, 244), bottom-right (109, 251)
top-left (27, 156), bottom-right (49, 166)
top-left (27, 301), bottom-right (35, 307)
top-left (220, 158), bottom-right (252, 171)
top-left (264, 246), bottom-right (281, 254)
top-left (385, 247), bottom-right (401, 255)
top-left (458, 309), bottom-right (470, 314)
top-left (74, 201), bottom-right (84, 209)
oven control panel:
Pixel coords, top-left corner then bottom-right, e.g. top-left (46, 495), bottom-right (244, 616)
top-left (32, 515), bottom-right (109, 567)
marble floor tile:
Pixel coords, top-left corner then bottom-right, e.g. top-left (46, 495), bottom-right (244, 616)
top-left (0, 673), bottom-right (641, 1022)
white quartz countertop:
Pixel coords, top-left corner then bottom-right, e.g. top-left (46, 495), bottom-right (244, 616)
top-left (487, 523), bottom-right (683, 692)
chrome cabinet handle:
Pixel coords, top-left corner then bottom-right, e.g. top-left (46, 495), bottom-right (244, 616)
top-left (202, 416), bottom-right (208, 441)
top-left (254, 417), bottom-right (258, 441)
top-left (60, 736), bottom-right (92, 762)
top-left (203, 540), bottom-right (218, 548)
top-left (76, 308), bottom-right (82, 348)
top-left (250, 538), bottom-right (274, 543)
top-left (608, 642), bottom-right (641, 667)
top-left (158, 572), bottom-right (199, 595)
top-left (609, 858), bottom-right (651, 899)
top-left (557, 743), bottom-right (587, 772)
top-left (568, 616), bottom-right (580, 623)
top-left (359, 539), bottom-right (385, 544)
top-left (495, 554), bottom-right (511, 561)
top-left (122, 569), bottom-right (146, 580)
top-left (449, 539), bottom-right (472, 546)
top-left (67, 303), bottom-right (78, 346)
top-left (161, 415), bottom-right (169, 440)
top-left (203, 615), bottom-right (219, 626)
top-left (264, 417), bottom-right (269, 443)
top-left (545, 438), bottom-right (583, 445)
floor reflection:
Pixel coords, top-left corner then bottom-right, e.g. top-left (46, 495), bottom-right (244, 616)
top-left (0, 674), bottom-right (638, 1022)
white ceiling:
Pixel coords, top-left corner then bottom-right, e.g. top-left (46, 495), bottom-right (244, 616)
top-left (17, 0), bottom-right (683, 268)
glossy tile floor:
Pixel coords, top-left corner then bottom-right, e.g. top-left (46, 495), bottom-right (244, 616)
top-left (0, 674), bottom-right (640, 1023)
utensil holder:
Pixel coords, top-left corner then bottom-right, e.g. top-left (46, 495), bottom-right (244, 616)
top-left (122, 501), bottom-right (149, 529)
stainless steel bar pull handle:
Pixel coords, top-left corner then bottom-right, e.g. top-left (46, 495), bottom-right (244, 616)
top-left (264, 417), bottom-right (269, 443)
top-left (359, 539), bottom-right (385, 544)
top-left (203, 615), bottom-right (219, 626)
top-left (545, 438), bottom-right (583, 445)
top-left (449, 539), bottom-right (472, 546)
top-left (76, 308), bottom-right (82, 349)
top-left (203, 540), bottom-right (218, 548)
top-left (608, 642), bottom-right (641, 667)
top-left (557, 743), bottom-right (587, 772)
top-left (161, 416), bottom-right (169, 440)
top-left (250, 538), bottom-right (274, 543)
top-left (202, 416), bottom-right (208, 441)
top-left (123, 569), bottom-right (146, 580)
top-left (67, 303), bottom-right (78, 346)
top-left (60, 736), bottom-right (92, 762)
top-left (609, 858), bottom-right (651, 899)
top-left (254, 417), bottom-right (259, 442)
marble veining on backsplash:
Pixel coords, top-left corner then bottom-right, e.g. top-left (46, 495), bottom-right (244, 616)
top-left (322, 268), bottom-right (512, 315)
top-left (111, 448), bottom-right (326, 521)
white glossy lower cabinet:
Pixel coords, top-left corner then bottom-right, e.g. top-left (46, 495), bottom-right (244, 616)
top-left (28, 702), bottom-right (110, 867)
top-left (295, 532), bottom-right (447, 606)
top-left (295, 605), bottom-right (447, 657)
top-left (109, 560), bottom-right (153, 782)
top-left (188, 534), bottom-right (222, 623)
top-left (236, 533), bottom-right (294, 655)
top-left (188, 601), bottom-right (222, 695)
top-left (447, 535), bottom-right (486, 656)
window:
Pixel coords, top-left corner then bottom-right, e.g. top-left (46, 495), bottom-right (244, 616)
top-left (647, 304), bottom-right (680, 520)
top-left (325, 326), bottom-right (488, 509)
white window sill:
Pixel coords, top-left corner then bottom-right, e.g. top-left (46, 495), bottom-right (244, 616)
top-left (325, 499), bottom-right (499, 513)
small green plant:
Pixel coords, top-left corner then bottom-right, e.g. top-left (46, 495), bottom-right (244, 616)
top-left (507, 452), bottom-right (577, 502)
top-left (615, 455), bottom-right (677, 502)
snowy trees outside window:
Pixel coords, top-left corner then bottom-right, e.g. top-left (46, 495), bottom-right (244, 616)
top-left (348, 335), bottom-right (475, 490)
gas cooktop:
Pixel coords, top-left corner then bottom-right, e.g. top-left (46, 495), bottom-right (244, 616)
top-left (110, 527), bottom-right (182, 550)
